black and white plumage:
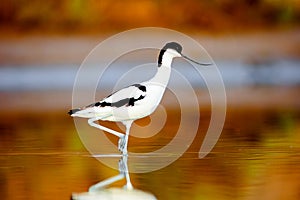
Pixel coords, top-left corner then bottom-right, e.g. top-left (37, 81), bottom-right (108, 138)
top-left (69, 83), bottom-right (147, 120)
top-left (68, 42), bottom-right (210, 155)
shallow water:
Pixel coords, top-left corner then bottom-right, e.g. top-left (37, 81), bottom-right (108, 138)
top-left (1, 108), bottom-right (299, 200)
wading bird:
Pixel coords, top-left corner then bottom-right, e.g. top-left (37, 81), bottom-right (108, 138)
top-left (68, 42), bottom-right (210, 155)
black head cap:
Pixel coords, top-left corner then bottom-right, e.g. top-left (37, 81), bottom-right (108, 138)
top-left (158, 42), bottom-right (182, 67)
top-left (162, 42), bottom-right (183, 53)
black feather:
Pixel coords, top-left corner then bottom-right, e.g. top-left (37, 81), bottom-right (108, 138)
top-left (132, 84), bottom-right (146, 92)
top-left (68, 108), bottom-right (80, 115)
top-left (86, 84), bottom-right (147, 108)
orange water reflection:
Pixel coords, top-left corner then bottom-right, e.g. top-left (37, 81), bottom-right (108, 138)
top-left (0, 107), bottom-right (300, 200)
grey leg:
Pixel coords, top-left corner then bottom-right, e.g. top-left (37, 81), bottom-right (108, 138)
top-left (88, 117), bottom-right (124, 138)
top-left (118, 135), bottom-right (126, 153)
top-left (118, 121), bottom-right (133, 155)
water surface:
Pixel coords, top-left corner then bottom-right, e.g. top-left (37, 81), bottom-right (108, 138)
top-left (1, 108), bottom-right (299, 200)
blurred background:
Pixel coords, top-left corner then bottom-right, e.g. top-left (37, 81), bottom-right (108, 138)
top-left (0, 0), bottom-right (300, 200)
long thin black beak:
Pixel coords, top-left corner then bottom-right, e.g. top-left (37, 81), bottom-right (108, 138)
top-left (182, 54), bottom-right (212, 66)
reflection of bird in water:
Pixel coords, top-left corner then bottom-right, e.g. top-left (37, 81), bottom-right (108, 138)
top-left (71, 156), bottom-right (157, 200)
top-left (68, 42), bottom-right (210, 155)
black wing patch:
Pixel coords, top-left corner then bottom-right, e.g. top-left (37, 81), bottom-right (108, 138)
top-left (132, 84), bottom-right (146, 92)
top-left (88, 95), bottom-right (145, 108)
top-left (87, 84), bottom-right (146, 108)
top-left (128, 95), bottom-right (144, 106)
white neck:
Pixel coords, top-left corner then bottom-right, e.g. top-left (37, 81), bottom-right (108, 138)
top-left (160, 51), bottom-right (176, 68)
top-left (150, 64), bottom-right (171, 86)
top-left (151, 51), bottom-right (176, 85)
